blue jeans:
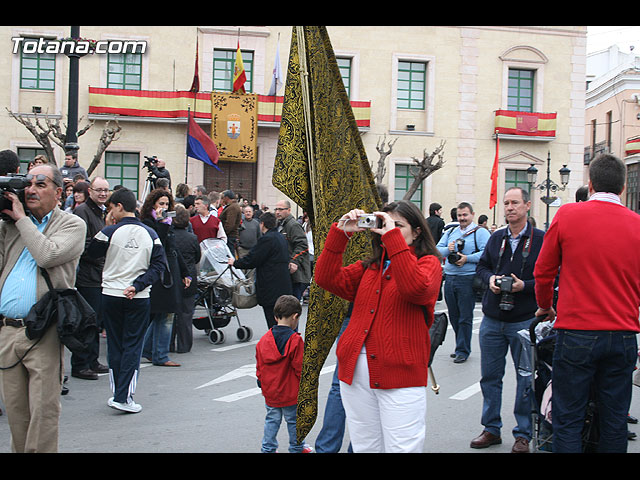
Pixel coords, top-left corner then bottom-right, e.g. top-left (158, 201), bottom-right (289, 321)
top-left (444, 274), bottom-right (476, 359)
top-left (552, 329), bottom-right (637, 453)
top-left (315, 317), bottom-right (353, 453)
top-left (143, 312), bottom-right (174, 364)
top-left (262, 404), bottom-right (302, 453)
top-left (102, 295), bottom-right (150, 404)
top-left (479, 315), bottom-right (533, 440)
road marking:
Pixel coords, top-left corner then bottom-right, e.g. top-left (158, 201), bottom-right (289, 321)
top-left (450, 382), bottom-right (481, 400)
top-left (207, 364), bottom-right (336, 402)
top-left (210, 340), bottom-right (259, 352)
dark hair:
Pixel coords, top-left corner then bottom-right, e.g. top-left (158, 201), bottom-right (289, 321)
top-left (376, 184), bottom-right (389, 205)
top-left (181, 194), bottom-right (196, 210)
top-left (273, 294), bottom-right (302, 319)
top-left (140, 188), bottom-right (174, 220)
top-left (575, 185), bottom-right (589, 202)
top-left (109, 188), bottom-right (137, 213)
top-left (457, 201), bottom-right (473, 214)
top-left (260, 212), bottom-right (277, 230)
top-left (364, 200), bottom-right (441, 268)
top-left (222, 189), bottom-right (235, 200)
top-left (478, 214), bottom-right (488, 224)
top-left (429, 202), bottom-right (442, 216)
top-left (173, 204), bottom-right (190, 228)
top-left (73, 180), bottom-right (90, 195)
top-left (589, 154), bottom-right (625, 195)
top-left (0, 149), bottom-right (20, 175)
top-left (450, 207), bottom-right (457, 221)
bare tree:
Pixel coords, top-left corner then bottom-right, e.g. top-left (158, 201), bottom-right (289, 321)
top-left (6, 108), bottom-right (121, 173)
top-left (374, 134), bottom-right (398, 183)
top-left (402, 140), bottom-right (446, 201)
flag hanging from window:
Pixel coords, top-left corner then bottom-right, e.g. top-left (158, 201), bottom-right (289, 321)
top-left (233, 41), bottom-right (246, 94)
top-left (187, 115), bottom-right (220, 170)
top-left (190, 38), bottom-right (199, 94)
top-left (273, 26), bottom-right (381, 443)
top-left (490, 131), bottom-right (499, 209)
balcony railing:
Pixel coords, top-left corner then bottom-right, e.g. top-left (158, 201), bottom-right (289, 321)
top-left (88, 87), bottom-right (371, 127)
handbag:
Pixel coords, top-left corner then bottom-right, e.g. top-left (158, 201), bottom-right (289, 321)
top-left (230, 268), bottom-right (258, 309)
top-left (23, 268), bottom-right (98, 355)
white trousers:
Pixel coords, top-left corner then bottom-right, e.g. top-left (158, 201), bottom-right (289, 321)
top-left (340, 348), bottom-right (427, 453)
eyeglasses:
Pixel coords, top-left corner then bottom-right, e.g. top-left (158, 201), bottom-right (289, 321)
top-left (25, 173), bottom-right (61, 188)
top-left (90, 188), bottom-right (109, 194)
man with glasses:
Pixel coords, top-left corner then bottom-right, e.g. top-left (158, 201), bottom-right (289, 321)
top-left (71, 177), bottom-right (111, 380)
top-left (274, 200), bottom-right (311, 302)
top-left (0, 163), bottom-right (86, 452)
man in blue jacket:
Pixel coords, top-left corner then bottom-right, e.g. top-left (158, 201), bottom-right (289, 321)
top-left (437, 202), bottom-right (490, 363)
top-left (470, 187), bottom-right (545, 453)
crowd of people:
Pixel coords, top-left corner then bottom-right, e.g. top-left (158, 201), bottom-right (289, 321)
top-left (0, 149), bottom-right (638, 454)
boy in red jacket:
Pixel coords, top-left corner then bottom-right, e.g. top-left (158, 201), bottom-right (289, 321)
top-left (256, 295), bottom-right (308, 453)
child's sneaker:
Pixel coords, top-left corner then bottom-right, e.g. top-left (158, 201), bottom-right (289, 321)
top-left (302, 444), bottom-right (314, 453)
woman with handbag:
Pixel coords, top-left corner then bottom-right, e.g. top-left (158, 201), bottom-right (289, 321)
top-left (140, 189), bottom-right (190, 367)
top-left (314, 200), bottom-right (442, 453)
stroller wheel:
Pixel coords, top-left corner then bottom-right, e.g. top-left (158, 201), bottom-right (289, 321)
top-left (237, 326), bottom-right (253, 342)
top-left (208, 329), bottom-right (225, 345)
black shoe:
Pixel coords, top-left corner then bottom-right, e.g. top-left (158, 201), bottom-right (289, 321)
top-left (72, 369), bottom-right (98, 380)
top-left (453, 355), bottom-right (468, 364)
top-left (628, 414), bottom-right (638, 424)
top-left (90, 363), bottom-right (109, 374)
top-left (629, 430), bottom-right (637, 440)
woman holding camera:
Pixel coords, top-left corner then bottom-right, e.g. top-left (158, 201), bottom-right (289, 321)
top-left (314, 200), bottom-right (442, 453)
top-left (140, 189), bottom-right (190, 367)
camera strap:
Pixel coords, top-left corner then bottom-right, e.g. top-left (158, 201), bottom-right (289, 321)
top-left (494, 228), bottom-right (532, 278)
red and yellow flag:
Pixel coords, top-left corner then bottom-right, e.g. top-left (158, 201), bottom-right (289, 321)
top-left (233, 41), bottom-right (246, 94)
top-left (489, 130), bottom-right (499, 210)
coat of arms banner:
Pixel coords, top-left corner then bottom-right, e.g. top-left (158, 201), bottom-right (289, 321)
top-left (211, 92), bottom-right (258, 163)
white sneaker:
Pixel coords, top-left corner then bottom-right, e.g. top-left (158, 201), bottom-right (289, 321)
top-left (107, 397), bottom-right (142, 413)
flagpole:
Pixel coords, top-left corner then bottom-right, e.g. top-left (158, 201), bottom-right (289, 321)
top-left (185, 106), bottom-right (191, 184)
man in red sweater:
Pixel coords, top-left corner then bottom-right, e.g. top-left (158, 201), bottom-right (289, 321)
top-left (534, 153), bottom-right (640, 453)
top-left (189, 195), bottom-right (227, 244)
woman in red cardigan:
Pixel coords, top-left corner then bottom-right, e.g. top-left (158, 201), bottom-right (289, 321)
top-left (314, 200), bottom-right (442, 453)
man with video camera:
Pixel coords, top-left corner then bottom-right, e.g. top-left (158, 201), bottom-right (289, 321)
top-left (470, 187), bottom-right (544, 453)
top-left (144, 156), bottom-right (171, 190)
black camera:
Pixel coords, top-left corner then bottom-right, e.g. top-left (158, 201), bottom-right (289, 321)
top-left (495, 276), bottom-right (515, 311)
top-left (0, 174), bottom-right (30, 221)
top-left (447, 238), bottom-right (465, 264)
top-left (143, 155), bottom-right (158, 170)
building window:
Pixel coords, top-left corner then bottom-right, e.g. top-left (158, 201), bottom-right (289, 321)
top-left (105, 152), bottom-right (140, 194)
top-left (17, 147), bottom-right (46, 173)
top-left (505, 169), bottom-right (531, 195)
top-left (213, 49), bottom-right (253, 93)
top-left (627, 163), bottom-right (639, 213)
top-left (107, 52), bottom-right (142, 90)
top-left (397, 61), bottom-right (426, 110)
top-left (507, 69), bottom-right (534, 112)
top-left (20, 40), bottom-right (55, 90)
top-left (336, 57), bottom-right (352, 98)
top-left (394, 164), bottom-right (422, 210)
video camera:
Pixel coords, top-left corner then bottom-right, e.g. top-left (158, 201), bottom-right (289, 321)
top-left (447, 238), bottom-right (465, 264)
top-left (0, 174), bottom-right (30, 221)
top-left (495, 276), bottom-right (515, 311)
top-left (142, 155), bottom-right (158, 171)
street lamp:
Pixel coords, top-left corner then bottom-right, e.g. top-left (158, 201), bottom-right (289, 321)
top-left (527, 151), bottom-right (570, 230)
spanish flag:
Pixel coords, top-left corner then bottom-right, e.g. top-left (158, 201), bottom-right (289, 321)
top-left (232, 41), bottom-right (246, 94)
top-left (273, 26), bottom-right (381, 443)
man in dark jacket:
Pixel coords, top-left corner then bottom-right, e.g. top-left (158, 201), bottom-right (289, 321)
top-left (426, 202), bottom-right (445, 243)
top-left (470, 187), bottom-right (544, 453)
top-left (274, 200), bottom-right (311, 301)
top-left (229, 212), bottom-right (292, 329)
top-left (72, 176), bottom-right (110, 380)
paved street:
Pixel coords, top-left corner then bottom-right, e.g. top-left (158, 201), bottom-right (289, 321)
top-left (1, 298), bottom-right (639, 453)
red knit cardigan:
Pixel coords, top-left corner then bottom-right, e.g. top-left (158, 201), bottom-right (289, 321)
top-left (314, 223), bottom-right (442, 389)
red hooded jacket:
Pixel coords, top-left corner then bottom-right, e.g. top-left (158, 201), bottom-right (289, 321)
top-left (256, 327), bottom-right (304, 407)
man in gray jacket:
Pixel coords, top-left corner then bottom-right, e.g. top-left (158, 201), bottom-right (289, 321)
top-left (275, 200), bottom-right (311, 301)
top-left (0, 163), bottom-right (86, 452)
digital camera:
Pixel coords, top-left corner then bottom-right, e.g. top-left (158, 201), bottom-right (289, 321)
top-left (495, 276), bottom-right (515, 311)
top-left (142, 155), bottom-right (158, 170)
top-left (357, 214), bottom-right (381, 229)
top-left (447, 238), bottom-right (465, 264)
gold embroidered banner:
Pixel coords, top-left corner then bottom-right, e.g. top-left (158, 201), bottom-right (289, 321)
top-left (210, 92), bottom-right (258, 163)
top-left (273, 26), bottom-right (381, 443)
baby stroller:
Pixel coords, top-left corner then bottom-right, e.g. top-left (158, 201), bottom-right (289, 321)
top-left (193, 238), bottom-right (254, 345)
top-left (518, 317), bottom-right (599, 453)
